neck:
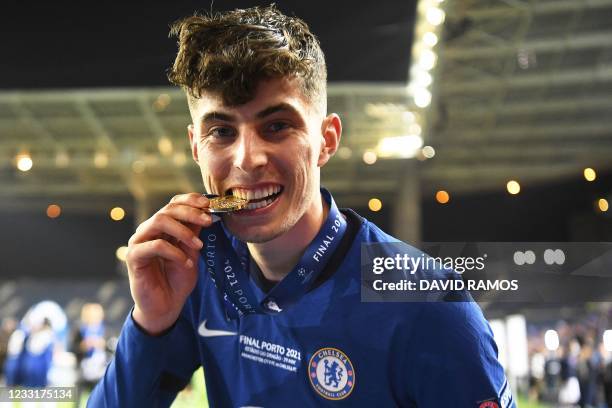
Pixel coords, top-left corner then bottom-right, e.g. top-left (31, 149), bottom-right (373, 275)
top-left (248, 192), bottom-right (329, 283)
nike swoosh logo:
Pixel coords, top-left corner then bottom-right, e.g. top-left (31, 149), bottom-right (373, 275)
top-left (198, 320), bottom-right (238, 338)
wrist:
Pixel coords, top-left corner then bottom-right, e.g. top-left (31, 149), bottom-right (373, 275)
top-left (132, 306), bottom-right (179, 337)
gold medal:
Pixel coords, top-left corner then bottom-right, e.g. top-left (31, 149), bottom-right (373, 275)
top-left (208, 195), bottom-right (249, 213)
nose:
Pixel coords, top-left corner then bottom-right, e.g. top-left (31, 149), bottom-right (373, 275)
top-left (232, 129), bottom-right (268, 173)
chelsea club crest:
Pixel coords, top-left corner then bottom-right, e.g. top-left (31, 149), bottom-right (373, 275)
top-left (308, 347), bottom-right (355, 400)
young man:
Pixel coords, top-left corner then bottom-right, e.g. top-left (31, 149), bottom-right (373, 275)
top-left (89, 6), bottom-right (515, 407)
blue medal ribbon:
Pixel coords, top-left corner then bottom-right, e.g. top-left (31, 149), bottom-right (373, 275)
top-left (199, 188), bottom-right (347, 318)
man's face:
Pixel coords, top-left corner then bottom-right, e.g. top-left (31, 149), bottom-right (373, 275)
top-left (188, 77), bottom-right (338, 243)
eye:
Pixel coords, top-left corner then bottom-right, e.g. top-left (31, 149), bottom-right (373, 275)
top-left (267, 122), bottom-right (290, 133)
top-left (207, 126), bottom-right (236, 139)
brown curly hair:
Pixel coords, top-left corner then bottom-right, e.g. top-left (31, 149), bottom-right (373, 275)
top-left (167, 5), bottom-right (327, 112)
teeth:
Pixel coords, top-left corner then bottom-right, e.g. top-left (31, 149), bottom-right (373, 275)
top-left (232, 189), bottom-right (245, 199)
top-left (231, 186), bottom-right (281, 201)
top-left (245, 197), bottom-right (274, 210)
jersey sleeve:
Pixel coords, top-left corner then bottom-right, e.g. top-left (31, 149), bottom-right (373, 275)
top-left (400, 301), bottom-right (516, 408)
top-left (87, 303), bottom-right (200, 407)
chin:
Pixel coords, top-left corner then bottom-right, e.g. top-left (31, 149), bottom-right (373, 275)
top-left (224, 190), bottom-right (312, 243)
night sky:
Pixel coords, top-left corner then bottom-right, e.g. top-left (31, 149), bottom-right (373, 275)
top-left (0, 0), bottom-right (415, 90)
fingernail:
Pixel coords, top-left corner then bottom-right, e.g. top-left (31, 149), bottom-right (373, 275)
top-left (185, 258), bottom-right (194, 268)
top-left (192, 236), bottom-right (203, 248)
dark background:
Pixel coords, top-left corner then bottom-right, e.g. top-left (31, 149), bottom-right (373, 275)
top-left (0, 0), bottom-right (415, 89)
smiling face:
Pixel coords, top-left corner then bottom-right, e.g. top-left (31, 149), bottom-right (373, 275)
top-left (188, 77), bottom-right (341, 243)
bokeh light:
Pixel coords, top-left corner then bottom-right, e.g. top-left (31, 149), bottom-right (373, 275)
top-left (16, 154), bottom-right (33, 172)
top-left (46, 204), bottom-right (61, 219)
top-left (110, 207), bottom-right (125, 221)
top-left (363, 150), bottom-right (377, 165)
top-left (116, 246), bottom-right (128, 262)
top-left (436, 190), bottom-right (450, 204)
top-left (368, 198), bottom-right (383, 212)
top-left (584, 167), bottom-right (596, 182)
top-left (507, 180), bottom-right (521, 195)
top-left (544, 329), bottom-right (559, 351)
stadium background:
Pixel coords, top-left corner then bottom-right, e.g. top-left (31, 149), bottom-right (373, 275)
top-left (1, 0), bottom-right (611, 406)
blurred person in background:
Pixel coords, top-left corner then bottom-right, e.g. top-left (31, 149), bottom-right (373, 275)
top-left (72, 303), bottom-right (108, 401)
top-left (559, 339), bottom-right (582, 407)
top-left (0, 317), bottom-right (17, 381)
top-left (577, 335), bottom-right (604, 408)
top-left (3, 300), bottom-right (68, 387)
top-left (4, 318), bottom-right (54, 387)
top-left (602, 341), bottom-right (612, 407)
top-left (529, 344), bottom-right (546, 402)
top-left (544, 346), bottom-right (563, 402)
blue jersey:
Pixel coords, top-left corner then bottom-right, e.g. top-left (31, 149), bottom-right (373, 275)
top-left (80, 323), bottom-right (105, 358)
top-left (89, 209), bottom-right (515, 407)
top-left (5, 329), bottom-right (54, 387)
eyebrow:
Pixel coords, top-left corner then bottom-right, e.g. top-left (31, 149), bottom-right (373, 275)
top-left (255, 103), bottom-right (301, 119)
top-left (199, 103), bottom-right (301, 125)
top-left (200, 111), bottom-right (236, 125)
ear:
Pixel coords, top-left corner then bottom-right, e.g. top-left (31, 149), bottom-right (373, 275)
top-left (188, 124), bottom-right (199, 163)
top-left (317, 113), bottom-right (342, 167)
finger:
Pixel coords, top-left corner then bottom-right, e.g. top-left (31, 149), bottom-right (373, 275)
top-left (128, 239), bottom-right (193, 270)
top-left (182, 222), bottom-right (205, 242)
top-left (159, 202), bottom-right (214, 229)
top-left (169, 192), bottom-right (210, 209)
top-left (178, 240), bottom-right (200, 266)
top-left (131, 213), bottom-right (204, 250)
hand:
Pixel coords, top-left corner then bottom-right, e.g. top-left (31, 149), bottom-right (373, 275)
top-left (126, 193), bottom-right (213, 335)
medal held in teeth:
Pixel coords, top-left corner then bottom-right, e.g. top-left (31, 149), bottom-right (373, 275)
top-left (208, 195), bottom-right (249, 213)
